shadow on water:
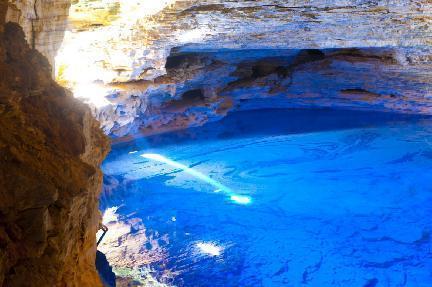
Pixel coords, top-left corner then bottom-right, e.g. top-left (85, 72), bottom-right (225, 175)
top-left (114, 108), bottom-right (431, 150)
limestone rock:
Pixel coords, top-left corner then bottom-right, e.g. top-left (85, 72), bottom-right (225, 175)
top-left (0, 17), bottom-right (109, 287)
top-left (95, 48), bottom-right (432, 138)
top-left (5, 0), bottom-right (71, 67)
top-left (57, 0), bottom-right (432, 85)
top-left (53, 0), bottom-right (432, 137)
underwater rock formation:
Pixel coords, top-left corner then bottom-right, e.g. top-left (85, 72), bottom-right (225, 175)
top-left (0, 8), bottom-right (109, 287)
top-left (100, 109), bottom-right (432, 286)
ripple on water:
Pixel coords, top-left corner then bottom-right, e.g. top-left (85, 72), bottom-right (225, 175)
top-left (100, 109), bottom-right (432, 287)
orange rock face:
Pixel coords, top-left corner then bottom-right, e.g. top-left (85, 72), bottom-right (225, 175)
top-left (0, 15), bottom-right (109, 287)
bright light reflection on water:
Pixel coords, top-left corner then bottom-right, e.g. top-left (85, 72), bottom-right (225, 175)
top-left (195, 242), bottom-right (223, 257)
top-left (100, 109), bottom-right (432, 287)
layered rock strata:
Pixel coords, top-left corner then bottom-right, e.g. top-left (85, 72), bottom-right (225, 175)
top-left (5, 0), bottom-right (71, 67)
top-left (58, 0), bottom-right (432, 84)
top-left (0, 10), bottom-right (109, 287)
top-left (54, 0), bottom-right (432, 138)
top-left (94, 47), bottom-right (432, 138)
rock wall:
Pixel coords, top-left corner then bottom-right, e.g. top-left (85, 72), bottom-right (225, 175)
top-left (53, 0), bottom-right (432, 138)
top-left (94, 47), bottom-right (432, 138)
top-left (5, 0), bottom-right (71, 67)
top-left (0, 5), bottom-right (109, 286)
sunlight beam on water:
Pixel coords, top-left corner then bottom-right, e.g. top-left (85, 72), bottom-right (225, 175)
top-left (141, 153), bottom-right (252, 205)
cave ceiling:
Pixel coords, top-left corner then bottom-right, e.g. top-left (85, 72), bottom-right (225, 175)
top-left (52, 0), bottom-right (432, 137)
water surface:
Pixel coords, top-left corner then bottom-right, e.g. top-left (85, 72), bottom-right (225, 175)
top-left (101, 109), bottom-right (432, 287)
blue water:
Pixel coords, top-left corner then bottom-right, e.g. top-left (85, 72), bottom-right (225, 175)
top-left (101, 109), bottom-right (432, 287)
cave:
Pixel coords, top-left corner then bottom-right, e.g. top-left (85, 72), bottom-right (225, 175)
top-left (1, 1), bottom-right (432, 287)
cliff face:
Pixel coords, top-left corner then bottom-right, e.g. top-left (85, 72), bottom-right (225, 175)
top-left (5, 0), bottom-right (71, 67)
top-left (0, 9), bottom-right (109, 287)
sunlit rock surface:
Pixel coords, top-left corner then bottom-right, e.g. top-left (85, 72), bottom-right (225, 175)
top-left (5, 0), bottom-right (71, 67)
top-left (54, 0), bottom-right (432, 137)
top-left (0, 17), bottom-right (109, 286)
top-left (100, 109), bottom-right (432, 286)
top-left (57, 0), bottom-right (432, 83)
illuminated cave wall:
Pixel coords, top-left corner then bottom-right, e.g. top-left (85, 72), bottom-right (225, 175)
top-left (54, 0), bottom-right (432, 138)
